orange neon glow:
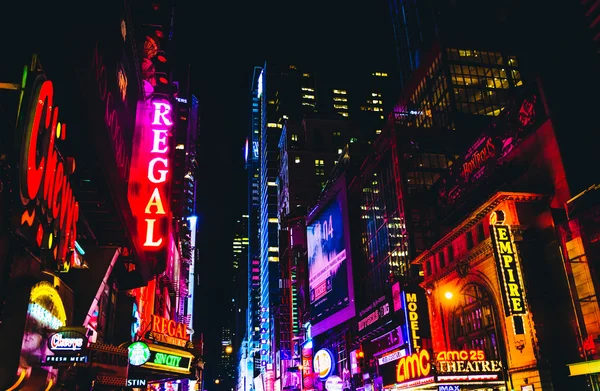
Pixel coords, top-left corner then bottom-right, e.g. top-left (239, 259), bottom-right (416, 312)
top-left (6, 369), bottom-right (27, 391)
top-left (436, 349), bottom-right (485, 361)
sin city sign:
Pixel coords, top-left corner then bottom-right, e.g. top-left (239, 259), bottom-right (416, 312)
top-left (150, 314), bottom-right (189, 347)
top-left (18, 77), bottom-right (80, 272)
top-left (129, 100), bottom-right (173, 252)
top-left (490, 224), bottom-right (527, 315)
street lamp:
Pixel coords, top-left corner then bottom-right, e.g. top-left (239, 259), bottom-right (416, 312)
top-left (215, 379), bottom-right (221, 385)
top-left (442, 289), bottom-right (510, 391)
top-left (225, 346), bottom-right (233, 354)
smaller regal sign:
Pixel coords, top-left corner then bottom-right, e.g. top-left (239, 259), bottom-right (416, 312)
top-left (147, 314), bottom-right (191, 348)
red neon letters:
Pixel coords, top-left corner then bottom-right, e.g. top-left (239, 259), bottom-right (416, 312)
top-left (142, 101), bottom-right (172, 249)
top-left (20, 79), bottom-right (80, 272)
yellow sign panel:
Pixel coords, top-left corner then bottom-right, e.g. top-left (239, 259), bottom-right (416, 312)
top-left (490, 224), bottom-right (527, 315)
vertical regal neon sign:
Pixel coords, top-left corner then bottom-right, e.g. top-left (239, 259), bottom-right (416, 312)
top-left (18, 77), bottom-right (80, 272)
top-left (143, 101), bottom-right (172, 248)
top-left (132, 100), bottom-right (173, 251)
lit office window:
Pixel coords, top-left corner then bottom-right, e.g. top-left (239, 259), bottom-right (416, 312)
top-left (314, 159), bottom-right (324, 166)
top-left (333, 89), bottom-right (347, 95)
top-left (291, 134), bottom-right (298, 141)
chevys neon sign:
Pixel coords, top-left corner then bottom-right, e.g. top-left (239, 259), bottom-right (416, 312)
top-left (19, 78), bottom-right (80, 272)
top-left (49, 333), bottom-right (84, 351)
top-left (490, 224), bottom-right (527, 315)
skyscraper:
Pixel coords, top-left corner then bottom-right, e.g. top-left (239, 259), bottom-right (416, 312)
top-left (241, 63), bottom-right (397, 391)
top-left (233, 215), bottom-right (249, 355)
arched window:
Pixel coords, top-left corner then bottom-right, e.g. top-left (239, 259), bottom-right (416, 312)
top-left (449, 284), bottom-right (502, 360)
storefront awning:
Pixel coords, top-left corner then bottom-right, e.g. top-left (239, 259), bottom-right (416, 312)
top-left (568, 359), bottom-right (600, 376)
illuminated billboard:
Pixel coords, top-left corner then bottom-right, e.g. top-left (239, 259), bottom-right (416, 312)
top-left (307, 176), bottom-right (355, 336)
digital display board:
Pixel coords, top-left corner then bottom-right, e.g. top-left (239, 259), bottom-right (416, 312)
top-left (307, 177), bottom-right (355, 336)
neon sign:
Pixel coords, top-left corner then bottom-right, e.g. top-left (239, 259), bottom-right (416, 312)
top-left (139, 100), bottom-right (172, 249)
top-left (142, 345), bottom-right (194, 374)
top-left (436, 350), bottom-right (484, 361)
top-left (150, 314), bottom-right (189, 347)
top-left (49, 333), bottom-right (84, 351)
top-left (404, 291), bottom-right (422, 352)
top-left (490, 224), bottom-right (527, 315)
top-left (435, 350), bottom-right (502, 374)
top-left (396, 349), bottom-right (431, 383)
top-left (128, 341), bottom-right (151, 366)
top-left (19, 77), bottom-right (80, 272)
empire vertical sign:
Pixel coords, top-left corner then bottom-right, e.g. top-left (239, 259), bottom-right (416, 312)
top-left (128, 99), bottom-right (173, 256)
top-left (18, 76), bottom-right (80, 272)
top-left (490, 224), bottom-right (527, 315)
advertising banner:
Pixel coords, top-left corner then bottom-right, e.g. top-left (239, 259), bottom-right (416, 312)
top-left (307, 176), bottom-right (355, 336)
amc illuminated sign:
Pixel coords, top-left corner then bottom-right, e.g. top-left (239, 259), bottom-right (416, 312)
top-left (436, 349), bottom-right (502, 373)
top-left (396, 349), bottom-right (431, 383)
top-left (141, 344), bottom-right (194, 374)
top-left (19, 77), bottom-right (80, 272)
top-left (490, 223), bottom-right (527, 315)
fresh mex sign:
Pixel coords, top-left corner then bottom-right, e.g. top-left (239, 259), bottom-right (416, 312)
top-left (19, 77), bottom-right (80, 272)
top-left (128, 100), bottom-right (173, 253)
top-left (490, 223), bottom-right (527, 315)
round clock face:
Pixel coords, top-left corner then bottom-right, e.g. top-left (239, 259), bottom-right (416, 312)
top-left (128, 342), bottom-right (151, 366)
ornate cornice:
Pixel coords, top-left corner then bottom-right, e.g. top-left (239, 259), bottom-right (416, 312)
top-left (413, 191), bottom-right (545, 265)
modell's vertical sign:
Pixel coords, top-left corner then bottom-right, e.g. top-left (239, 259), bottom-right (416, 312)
top-left (402, 287), bottom-right (431, 354)
top-left (17, 76), bottom-right (80, 272)
top-left (490, 218), bottom-right (527, 315)
top-left (128, 100), bottom-right (173, 259)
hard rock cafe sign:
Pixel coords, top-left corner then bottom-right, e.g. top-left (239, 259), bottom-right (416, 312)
top-left (437, 87), bottom-right (543, 210)
top-left (18, 76), bottom-right (80, 272)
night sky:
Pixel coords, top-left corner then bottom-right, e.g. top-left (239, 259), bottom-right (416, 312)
top-left (175, 0), bottom-right (397, 383)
